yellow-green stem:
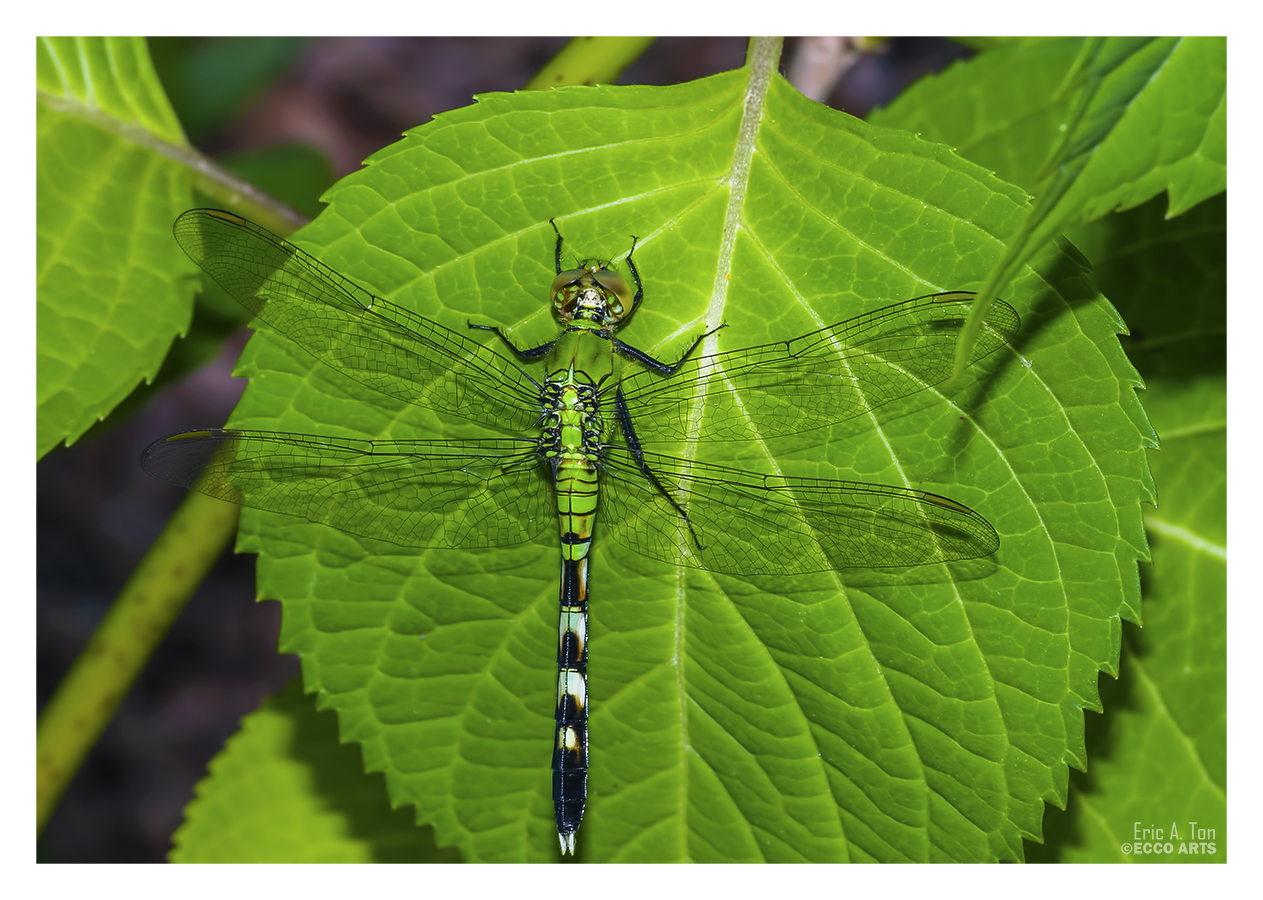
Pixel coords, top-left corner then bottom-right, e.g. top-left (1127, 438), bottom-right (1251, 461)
top-left (37, 491), bottom-right (240, 834)
top-left (525, 37), bottom-right (655, 90)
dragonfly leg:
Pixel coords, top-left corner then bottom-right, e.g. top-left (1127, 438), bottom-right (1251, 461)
top-left (550, 218), bottom-right (564, 274)
top-left (611, 387), bottom-right (705, 550)
top-left (467, 322), bottom-right (556, 360)
top-left (611, 319), bottom-right (727, 375)
top-left (623, 235), bottom-right (644, 315)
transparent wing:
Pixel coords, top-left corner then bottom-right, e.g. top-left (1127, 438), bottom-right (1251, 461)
top-left (618, 292), bottom-right (1020, 443)
top-left (598, 448), bottom-right (998, 574)
top-left (142, 429), bottom-right (553, 550)
top-left (174, 209), bottom-right (542, 434)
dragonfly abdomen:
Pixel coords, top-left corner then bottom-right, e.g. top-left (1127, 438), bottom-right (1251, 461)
top-left (552, 452), bottom-right (598, 855)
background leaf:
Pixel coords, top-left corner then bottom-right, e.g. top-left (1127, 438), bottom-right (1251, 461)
top-left (870, 38), bottom-right (1083, 190)
top-left (876, 36), bottom-right (1226, 220)
top-left (215, 66), bottom-right (1149, 862)
top-left (1056, 37), bottom-right (1226, 220)
top-left (36, 36), bottom-right (198, 458)
top-left (171, 680), bottom-right (459, 863)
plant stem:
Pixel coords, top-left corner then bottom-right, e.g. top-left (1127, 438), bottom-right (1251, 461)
top-left (525, 37), bottom-right (655, 90)
top-left (36, 492), bottom-right (240, 834)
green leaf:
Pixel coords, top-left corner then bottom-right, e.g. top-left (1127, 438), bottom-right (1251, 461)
top-left (870, 38), bottom-right (1084, 191)
top-left (36, 36), bottom-right (198, 457)
top-left (203, 64), bottom-right (1149, 862)
top-left (872, 37), bottom-right (1225, 379)
top-left (1052, 37), bottom-right (1226, 220)
top-left (873, 37), bottom-right (1226, 213)
top-left (1027, 194), bottom-right (1225, 862)
top-left (171, 680), bottom-right (460, 863)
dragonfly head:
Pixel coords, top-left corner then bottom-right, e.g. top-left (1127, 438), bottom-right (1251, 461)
top-left (551, 259), bottom-right (635, 329)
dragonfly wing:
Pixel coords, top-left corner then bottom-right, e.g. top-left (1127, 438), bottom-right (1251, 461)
top-left (142, 429), bottom-right (553, 550)
top-left (598, 448), bottom-right (997, 575)
top-left (174, 209), bottom-right (542, 433)
top-left (619, 292), bottom-right (1019, 443)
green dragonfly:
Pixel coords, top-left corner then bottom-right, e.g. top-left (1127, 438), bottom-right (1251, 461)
top-left (144, 208), bottom-right (1019, 855)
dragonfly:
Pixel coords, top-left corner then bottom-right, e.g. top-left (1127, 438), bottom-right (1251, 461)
top-left (144, 208), bottom-right (1020, 855)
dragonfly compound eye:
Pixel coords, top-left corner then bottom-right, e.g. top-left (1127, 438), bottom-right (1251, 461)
top-left (552, 268), bottom-right (586, 303)
top-left (591, 267), bottom-right (631, 316)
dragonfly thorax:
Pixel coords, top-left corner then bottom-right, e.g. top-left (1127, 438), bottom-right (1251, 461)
top-left (551, 260), bottom-right (634, 328)
top-left (536, 374), bottom-right (605, 466)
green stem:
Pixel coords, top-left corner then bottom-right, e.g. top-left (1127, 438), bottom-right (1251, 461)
top-left (745, 36), bottom-right (785, 78)
top-left (525, 37), bottom-right (655, 90)
top-left (37, 492), bottom-right (240, 834)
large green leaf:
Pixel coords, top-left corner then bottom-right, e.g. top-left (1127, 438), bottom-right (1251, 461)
top-left (36, 36), bottom-right (198, 458)
top-left (191, 63), bottom-right (1147, 862)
